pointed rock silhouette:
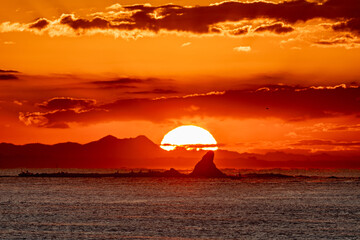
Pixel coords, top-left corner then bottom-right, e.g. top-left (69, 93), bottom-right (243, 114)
top-left (189, 151), bottom-right (227, 178)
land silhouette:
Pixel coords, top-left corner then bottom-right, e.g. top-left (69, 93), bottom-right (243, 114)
top-left (19, 150), bottom-right (231, 178)
top-left (17, 151), bottom-right (303, 179)
top-left (17, 151), bottom-right (354, 180)
top-left (1, 135), bottom-right (360, 169)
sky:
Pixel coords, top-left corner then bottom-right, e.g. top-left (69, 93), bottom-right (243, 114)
top-left (0, 0), bottom-right (360, 156)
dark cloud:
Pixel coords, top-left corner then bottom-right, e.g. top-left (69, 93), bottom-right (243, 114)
top-left (29, 19), bottom-right (50, 30)
top-left (313, 33), bottom-right (360, 47)
top-left (45, 122), bottom-right (70, 129)
top-left (228, 26), bottom-right (249, 36)
top-left (20, 108), bottom-right (108, 128)
top-left (329, 124), bottom-right (360, 131)
top-left (293, 140), bottom-right (360, 147)
top-left (315, 38), bottom-right (350, 45)
top-left (38, 97), bottom-right (96, 111)
top-left (0, 74), bottom-right (18, 80)
top-left (120, 0), bottom-right (360, 25)
top-left (90, 77), bottom-right (171, 90)
top-left (19, 0), bottom-right (360, 36)
top-left (332, 18), bottom-right (360, 35)
top-left (0, 69), bottom-right (19, 80)
top-left (128, 89), bottom-right (178, 94)
top-left (0, 69), bottom-right (19, 73)
top-left (19, 84), bottom-right (360, 128)
top-left (254, 23), bottom-right (294, 34)
top-left (60, 15), bottom-right (110, 30)
top-left (90, 78), bottom-right (145, 86)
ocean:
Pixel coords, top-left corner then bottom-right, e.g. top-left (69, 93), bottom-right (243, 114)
top-left (1, 173), bottom-right (360, 239)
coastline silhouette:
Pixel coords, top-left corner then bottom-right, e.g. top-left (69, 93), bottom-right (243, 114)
top-left (2, 135), bottom-right (360, 169)
top-left (18, 151), bottom-right (231, 178)
top-left (17, 151), bottom-right (353, 180)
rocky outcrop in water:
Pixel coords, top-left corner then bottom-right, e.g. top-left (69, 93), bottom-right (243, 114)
top-left (189, 151), bottom-right (227, 178)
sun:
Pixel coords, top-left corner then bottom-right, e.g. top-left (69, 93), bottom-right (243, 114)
top-left (160, 125), bottom-right (218, 151)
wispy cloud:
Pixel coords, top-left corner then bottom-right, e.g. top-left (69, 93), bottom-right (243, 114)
top-left (181, 42), bottom-right (191, 47)
top-left (3, 41), bottom-right (15, 45)
top-left (233, 46), bottom-right (251, 52)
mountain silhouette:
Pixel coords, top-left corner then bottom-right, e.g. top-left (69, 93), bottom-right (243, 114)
top-left (189, 151), bottom-right (227, 178)
top-left (1, 135), bottom-right (360, 169)
top-left (0, 135), bottom-right (243, 168)
top-left (0, 135), bottom-right (162, 168)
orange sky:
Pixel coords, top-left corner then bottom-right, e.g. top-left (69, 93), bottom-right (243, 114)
top-left (0, 0), bottom-right (360, 156)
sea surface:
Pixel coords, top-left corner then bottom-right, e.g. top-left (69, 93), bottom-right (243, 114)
top-left (1, 172), bottom-right (360, 239)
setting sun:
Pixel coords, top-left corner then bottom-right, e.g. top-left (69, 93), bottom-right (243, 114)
top-left (1, 0), bottom-right (360, 239)
top-left (160, 125), bottom-right (218, 151)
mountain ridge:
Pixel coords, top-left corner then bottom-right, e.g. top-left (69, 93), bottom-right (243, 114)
top-left (1, 135), bottom-right (360, 169)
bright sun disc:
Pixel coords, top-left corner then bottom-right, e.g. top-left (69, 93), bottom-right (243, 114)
top-left (160, 125), bottom-right (218, 151)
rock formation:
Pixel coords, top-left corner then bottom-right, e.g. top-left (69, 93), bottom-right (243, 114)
top-left (189, 151), bottom-right (227, 178)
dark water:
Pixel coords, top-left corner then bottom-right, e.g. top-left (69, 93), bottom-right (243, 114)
top-left (1, 177), bottom-right (360, 239)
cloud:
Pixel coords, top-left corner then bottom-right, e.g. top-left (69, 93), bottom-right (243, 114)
top-left (293, 140), bottom-right (360, 147)
top-left (19, 84), bottom-right (360, 128)
top-left (254, 22), bottom-right (294, 34)
top-left (313, 34), bottom-right (360, 48)
top-left (29, 19), bottom-right (50, 30)
top-left (128, 89), bottom-right (178, 94)
top-left (19, 112), bottom-right (50, 127)
top-left (0, 74), bottom-right (18, 80)
top-left (19, 97), bottom-right (102, 128)
top-left (13, 100), bottom-right (23, 106)
top-left (228, 26), bottom-right (249, 36)
top-left (3, 41), bottom-right (15, 45)
top-left (180, 91), bottom-right (225, 99)
top-left (91, 77), bottom-right (144, 85)
top-left (59, 15), bottom-right (110, 30)
top-left (332, 18), bottom-right (360, 35)
top-left (0, 69), bottom-right (19, 73)
top-left (328, 124), bottom-right (360, 131)
top-left (106, 3), bottom-right (123, 10)
top-left (2, 0), bottom-right (360, 38)
top-left (233, 46), bottom-right (251, 52)
top-left (89, 77), bottom-right (166, 89)
top-left (181, 42), bottom-right (191, 47)
top-left (37, 97), bottom-right (96, 111)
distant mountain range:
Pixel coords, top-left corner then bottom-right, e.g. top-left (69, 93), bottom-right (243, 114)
top-left (0, 135), bottom-right (359, 169)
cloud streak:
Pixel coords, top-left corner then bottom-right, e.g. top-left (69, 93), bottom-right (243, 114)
top-left (0, 69), bottom-right (20, 81)
top-left (128, 89), bottom-right (178, 95)
top-left (0, 69), bottom-right (19, 73)
top-left (19, 84), bottom-right (360, 128)
top-left (313, 34), bottom-right (360, 49)
top-left (233, 46), bottom-right (251, 52)
top-left (293, 139), bottom-right (360, 147)
top-left (38, 97), bottom-right (96, 111)
top-left (0, 74), bottom-right (18, 80)
top-left (254, 22), bottom-right (294, 34)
